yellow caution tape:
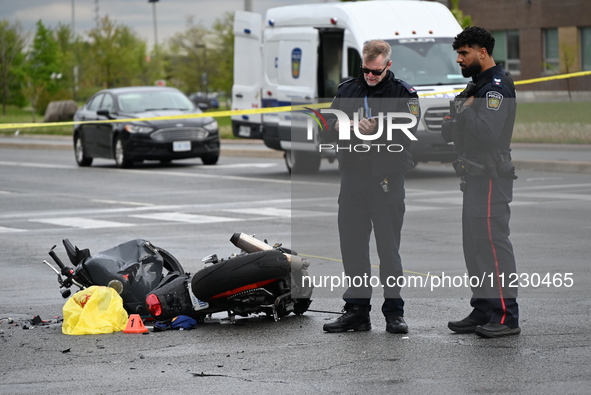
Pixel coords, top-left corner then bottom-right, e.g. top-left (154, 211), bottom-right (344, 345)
top-left (0, 103), bottom-right (328, 131)
top-left (418, 70), bottom-right (591, 97)
top-left (299, 253), bottom-right (439, 278)
top-left (1, 70), bottom-right (590, 131)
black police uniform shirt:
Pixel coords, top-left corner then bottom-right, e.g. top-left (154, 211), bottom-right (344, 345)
top-left (321, 70), bottom-right (420, 177)
top-left (458, 64), bottom-right (516, 154)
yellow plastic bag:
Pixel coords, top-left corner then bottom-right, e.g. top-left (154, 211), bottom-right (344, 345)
top-left (62, 286), bottom-right (129, 335)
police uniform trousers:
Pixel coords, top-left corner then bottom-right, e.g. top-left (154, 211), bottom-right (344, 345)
top-left (462, 173), bottom-right (519, 327)
top-left (337, 160), bottom-right (406, 317)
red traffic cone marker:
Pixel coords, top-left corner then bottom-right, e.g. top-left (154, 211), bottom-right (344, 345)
top-left (123, 314), bottom-right (148, 334)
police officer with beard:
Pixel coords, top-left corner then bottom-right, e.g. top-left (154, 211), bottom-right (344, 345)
top-left (442, 27), bottom-right (520, 338)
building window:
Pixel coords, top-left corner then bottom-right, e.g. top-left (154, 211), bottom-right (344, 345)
top-left (492, 30), bottom-right (520, 75)
top-left (582, 27), bottom-right (591, 71)
top-left (543, 28), bottom-right (559, 74)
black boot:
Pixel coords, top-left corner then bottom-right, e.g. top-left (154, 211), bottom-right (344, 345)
top-left (385, 315), bottom-right (408, 334)
top-left (323, 304), bottom-right (371, 333)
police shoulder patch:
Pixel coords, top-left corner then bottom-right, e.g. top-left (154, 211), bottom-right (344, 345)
top-left (396, 79), bottom-right (417, 94)
top-left (486, 91), bottom-right (503, 110)
top-left (492, 75), bottom-right (503, 88)
top-left (407, 98), bottom-right (420, 116)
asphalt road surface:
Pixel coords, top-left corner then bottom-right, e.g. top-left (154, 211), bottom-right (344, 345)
top-left (1, 147), bottom-right (590, 394)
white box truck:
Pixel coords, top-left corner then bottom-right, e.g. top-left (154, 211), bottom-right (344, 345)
top-left (231, 0), bottom-right (469, 173)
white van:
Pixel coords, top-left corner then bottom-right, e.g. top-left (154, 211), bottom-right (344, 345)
top-left (231, 0), bottom-right (469, 173)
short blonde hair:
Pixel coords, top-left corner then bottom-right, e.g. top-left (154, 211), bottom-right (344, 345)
top-left (363, 40), bottom-right (392, 65)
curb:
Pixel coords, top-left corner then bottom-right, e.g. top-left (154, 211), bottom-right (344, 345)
top-left (514, 159), bottom-right (591, 174)
top-left (0, 136), bottom-right (284, 159)
top-left (1, 136), bottom-right (589, 173)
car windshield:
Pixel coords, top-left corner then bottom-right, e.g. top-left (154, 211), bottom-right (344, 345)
top-left (387, 38), bottom-right (470, 86)
top-left (117, 90), bottom-right (196, 113)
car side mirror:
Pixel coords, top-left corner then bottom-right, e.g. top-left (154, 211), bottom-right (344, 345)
top-left (197, 103), bottom-right (209, 112)
top-left (96, 108), bottom-right (112, 118)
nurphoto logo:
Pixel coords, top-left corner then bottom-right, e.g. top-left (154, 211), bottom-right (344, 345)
top-left (304, 108), bottom-right (418, 153)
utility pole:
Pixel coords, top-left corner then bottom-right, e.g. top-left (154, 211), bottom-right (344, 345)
top-left (244, 0), bottom-right (253, 11)
top-left (148, 0), bottom-right (159, 51)
top-left (94, 0), bottom-right (99, 29)
top-left (72, 0), bottom-right (78, 99)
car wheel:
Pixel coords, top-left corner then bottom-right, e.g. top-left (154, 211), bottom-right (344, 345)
top-left (74, 135), bottom-right (93, 167)
top-left (284, 150), bottom-right (321, 174)
top-left (114, 136), bottom-right (133, 168)
top-left (201, 152), bottom-right (219, 165)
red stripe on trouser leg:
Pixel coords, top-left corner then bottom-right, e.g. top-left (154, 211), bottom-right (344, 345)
top-left (487, 177), bottom-right (507, 324)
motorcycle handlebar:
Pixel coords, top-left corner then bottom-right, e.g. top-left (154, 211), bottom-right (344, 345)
top-left (48, 245), bottom-right (75, 277)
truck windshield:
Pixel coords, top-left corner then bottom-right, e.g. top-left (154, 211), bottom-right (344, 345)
top-left (387, 38), bottom-right (469, 86)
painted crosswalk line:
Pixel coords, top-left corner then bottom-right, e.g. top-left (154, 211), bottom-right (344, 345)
top-left (130, 212), bottom-right (242, 224)
top-left (29, 217), bottom-right (133, 229)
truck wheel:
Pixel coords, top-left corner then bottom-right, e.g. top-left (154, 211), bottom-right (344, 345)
top-left (191, 250), bottom-right (290, 301)
top-left (284, 150), bottom-right (321, 174)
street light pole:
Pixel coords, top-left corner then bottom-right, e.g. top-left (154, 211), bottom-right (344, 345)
top-left (148, 0), bottom-right (159, 50)
top-left (71, 0), bottom-right (78, 99)
top-left (244, 0), bottom-right (252, 11)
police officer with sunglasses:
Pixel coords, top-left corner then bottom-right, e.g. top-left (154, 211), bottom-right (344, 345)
top-left (321, 40), bottom-right (420, 334)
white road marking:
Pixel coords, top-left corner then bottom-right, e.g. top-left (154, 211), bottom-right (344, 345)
top-left (517, 192), bottom-right (591, 202)
top-left (130, 212), bottom-right (242, 224)
top-left (30, 217), bottom-right (133, 229)
top-left (0, 226), bottom-right (25, 233)
top-left (0, 161), bottom-right (72, 169)
top-left (414, 197), bottom-right (464, 205)
top-left (414, 197), bottom-right (536, 206)
top-left (405, 205), bottom-right (442, 212)
top-left (198, 163), bottom-right (277, 169)
top-left (0, 160), bottom-right (291, 184)
top-left (223, 207), bottom-right (335, 218)
top-left (91, 199), bottom-right (155, 206)
top-left (223, 207), bottom-right (292, 217)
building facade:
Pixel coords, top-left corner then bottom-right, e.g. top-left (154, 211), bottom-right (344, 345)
top-left (454, 0), bottom-right (591, 91)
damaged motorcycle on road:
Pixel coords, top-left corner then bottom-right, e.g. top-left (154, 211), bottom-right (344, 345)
top-left (43, 233), bottom-right (313, 324)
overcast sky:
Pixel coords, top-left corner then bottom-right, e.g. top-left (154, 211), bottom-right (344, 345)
top-left (2, 0), bottom-right (335, 49)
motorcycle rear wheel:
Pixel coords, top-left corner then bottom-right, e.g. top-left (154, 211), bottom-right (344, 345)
top-left (191, 250), bottom-right (290, 301)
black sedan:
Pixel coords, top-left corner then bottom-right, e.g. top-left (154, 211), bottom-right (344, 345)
top-left (73, 86), bottom-right (220, 167)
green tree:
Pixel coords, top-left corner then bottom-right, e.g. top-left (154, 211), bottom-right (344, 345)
top-left (560, 42), bottom-right (579, 101)
top-left (87, 15), bottom-right (149, 88)
top-left (25, 20), bottom-right (64, 117)
top-left (451, 0), bottom-right (472, 29)
top-left (167, 13), bottom-right (235, 97)
top-left (168, 17), bottom-right (212, 94)
top-left (0, 20), bottom-right (27, 114)
top-left (54, 23), bottom-right (81, 100)
top-left (208, 12), bottom-right (234, 96)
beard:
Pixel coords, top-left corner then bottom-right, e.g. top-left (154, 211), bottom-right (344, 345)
top-left (461, 61), bottom-right (482, 78)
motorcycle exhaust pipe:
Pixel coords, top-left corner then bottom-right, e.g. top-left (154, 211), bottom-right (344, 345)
top-left (230, 233), bottom-right (309, 270)
top-left (230, 232), bottom-right (272, 253)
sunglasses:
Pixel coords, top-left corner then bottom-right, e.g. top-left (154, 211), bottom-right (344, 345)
top-left (361, 64), bottom-right (388, 76)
